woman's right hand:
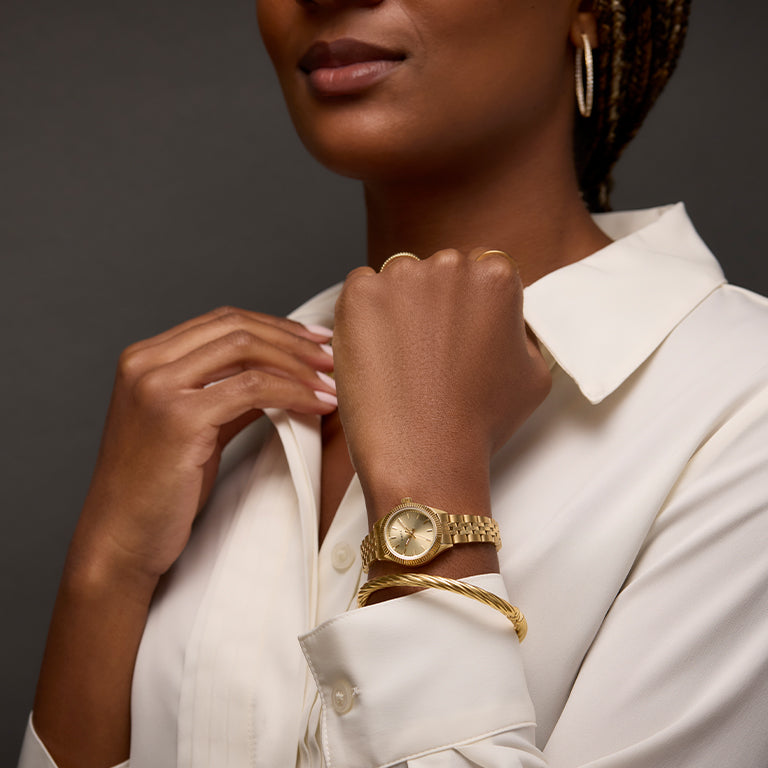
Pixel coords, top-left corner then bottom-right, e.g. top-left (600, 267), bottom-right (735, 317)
top-left (69, 306), bottom-right (337, 588)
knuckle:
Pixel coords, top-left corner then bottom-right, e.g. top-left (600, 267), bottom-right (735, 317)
top-left (339, 271), bottom-right (377, 308)
top-left (429, 249), bottom-right (464, 269)
top-left (380, 257), bottom-right (419, 275)
top-left (133, 369), bottom-right (168, 407)
top-left (238, 368), bottom-right (269, 392)
top-left (210, 305), bottom-right (239, 318)
top-left (117, 347), bottom-right (144, 380)
top-left (476, 259), bottom-right (519, 290)
top-left (212, 311), bottom-right (244, 333)
top-left (346, 265), bottom-right (375, 281)
top-left (223, 329), bottom-right (255, 350)
top-left (479, 255), bottom-right (517, 280)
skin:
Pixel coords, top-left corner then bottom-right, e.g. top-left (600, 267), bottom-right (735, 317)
top-left (33, 1), bottom-right (612, 765)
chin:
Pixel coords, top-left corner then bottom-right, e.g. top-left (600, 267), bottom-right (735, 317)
top-left (289, 111), bottom-right (461, 184)
top-left (300, 135), bottom-right (412, 182)
top-left (282, 88), bottom-right (444, 182)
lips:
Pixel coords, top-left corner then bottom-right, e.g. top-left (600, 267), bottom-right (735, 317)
top-left (299, 37), bottom-right (406, 96)
top-left (299, 38), bottom-right (405, 73)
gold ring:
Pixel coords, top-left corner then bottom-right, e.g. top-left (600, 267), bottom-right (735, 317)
top-left (379, 252), bottom-right (420, 273)
top-left (476, 249), bottom-right (516, 267)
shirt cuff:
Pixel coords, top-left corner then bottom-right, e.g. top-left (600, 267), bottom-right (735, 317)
top-left (18, 715), bottom-right (130, 768)
top-left (299, 573), bottom-right (536, 768)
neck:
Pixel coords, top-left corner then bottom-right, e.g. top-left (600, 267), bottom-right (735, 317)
top-left (364, 134), bottom-right (611, 286)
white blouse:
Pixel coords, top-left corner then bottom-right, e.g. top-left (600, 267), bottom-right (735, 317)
top-left (20, 203), bottom-right (768, 767)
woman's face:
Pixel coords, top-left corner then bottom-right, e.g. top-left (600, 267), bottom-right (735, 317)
top-left (257, 0), bottom-right (580, 181)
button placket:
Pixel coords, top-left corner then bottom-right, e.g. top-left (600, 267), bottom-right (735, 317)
top-left (330, 679), bottom-right (356, 714)
top-left (331, 541), bottom-right (355, 572)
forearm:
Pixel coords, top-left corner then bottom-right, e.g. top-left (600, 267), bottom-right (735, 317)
top-left (26, 308), bottom-right (335, 767)
top-left (334, 249), bottom-right (550, 595)
top-left (32, 531), bottom-right (158, 768)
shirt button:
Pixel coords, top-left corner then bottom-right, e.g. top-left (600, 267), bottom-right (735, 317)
top-left (331, 541), bottom-right (355, 572)
top-left (331, 680), bottom-right (354, 715)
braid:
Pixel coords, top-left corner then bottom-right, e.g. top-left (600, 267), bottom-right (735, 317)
top-left (575, 0), bottom-right (693, 211)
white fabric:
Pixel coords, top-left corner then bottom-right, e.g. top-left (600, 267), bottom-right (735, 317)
top-left (19, 203), bottom-right (768, 767)
top-left (20, 716), bottom-right (129, 768)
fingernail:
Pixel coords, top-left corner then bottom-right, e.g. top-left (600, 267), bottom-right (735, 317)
top-left (314, 390), bottom-right (338, 407)
top-left (316, 371), bottom-right (337, 391)
top-left (320, 343), bottom-right (334, 357)
top-left (306, 324), bottom-right (334, 338)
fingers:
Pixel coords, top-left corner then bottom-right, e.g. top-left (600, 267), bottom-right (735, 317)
top-left (119, 309), bottom-right (334, 383)
top-left (114, 306), bottom-right (339, 443)
top-left (345, 247), bottom-right (523, 322)
top-left (370, 247), bottom-right (520, 277)
top-left (124, 306), bottom-right (333, 361)
top-left (199, 368), bottom-right (338, 426)
top-left (125, 326), bottom-right (339, 436)
top-left (153, 329), bottom-right (337, 394)
top-left (340, 247), bottom-right (524, 331)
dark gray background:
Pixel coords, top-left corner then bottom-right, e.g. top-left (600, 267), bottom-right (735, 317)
top-left (2, 0), bottom-right (766, 761)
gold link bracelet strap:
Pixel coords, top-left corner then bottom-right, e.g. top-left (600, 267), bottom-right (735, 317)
top-left (444, 514), bottom-right (502, 548)
top-left (357, 573), bottom-right (528, 642)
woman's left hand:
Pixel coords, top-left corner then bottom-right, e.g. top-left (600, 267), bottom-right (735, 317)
top-left (332, 249), bottom-right (551, 521)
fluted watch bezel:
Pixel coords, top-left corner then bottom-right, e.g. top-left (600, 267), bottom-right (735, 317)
top-left (380, 499), bottom-right (446, 567)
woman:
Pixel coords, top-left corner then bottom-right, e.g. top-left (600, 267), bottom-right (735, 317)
top-left (19, 0), bottom-right (768, 766)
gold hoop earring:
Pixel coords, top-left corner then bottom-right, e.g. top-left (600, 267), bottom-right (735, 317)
top-left (575, 32), bottom-right (594, 118)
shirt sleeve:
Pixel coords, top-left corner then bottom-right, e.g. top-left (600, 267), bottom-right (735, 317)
top-left (17, 715), bottom-right (130, 768)
top-left (300, 387), bottom-right (768, 768)
top-left (542, 384), bottom-right (768, 766)
top-left (300, 573), bottom-right (544, 768)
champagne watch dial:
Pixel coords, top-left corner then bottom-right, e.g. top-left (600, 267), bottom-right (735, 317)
top-left (385, 507), bottom-right (437, 560)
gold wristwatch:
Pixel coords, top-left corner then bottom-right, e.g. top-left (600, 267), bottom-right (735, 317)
top-left (361, 497), bottom-right (501, 572)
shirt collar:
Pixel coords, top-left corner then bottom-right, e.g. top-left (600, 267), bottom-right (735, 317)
top-left (524, 203), bottom-right (726, 404)
top-left (288, 281), bottom-right (342, 330)
top-left (290, 203), bottom-right (726, 406)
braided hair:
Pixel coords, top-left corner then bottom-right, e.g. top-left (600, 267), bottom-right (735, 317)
top-left (575, 0), bottom-right (692, 211)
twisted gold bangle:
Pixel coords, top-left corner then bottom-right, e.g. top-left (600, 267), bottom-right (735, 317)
top-left (357, 573), bottom-right (527, 642)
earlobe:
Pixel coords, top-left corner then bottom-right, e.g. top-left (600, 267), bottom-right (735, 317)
top-left (570, 11), bottom-right (599, 49)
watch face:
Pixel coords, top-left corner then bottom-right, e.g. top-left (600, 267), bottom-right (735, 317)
top-left (384, 506), bottom-right (439, 562)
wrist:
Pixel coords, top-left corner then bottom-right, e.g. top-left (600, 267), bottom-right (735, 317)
top-left (64, 528), bottom-right (161, 608)
top-left (360, 471), bottom-right (499, 604)
top-left (360, 468), bottom-right (492, 525)
top-left (365, 544), bottom-right (500, 603)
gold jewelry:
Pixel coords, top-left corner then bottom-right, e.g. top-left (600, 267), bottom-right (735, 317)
top-left (575, 32), bottom-right (594, 118)
top-left (361, 497), bottom-right (501, 572)
top-left (476, 249), bottom-right (516, 267)
top-left (379, 251), bottom-right (420, 273)
top-left (357, 573), bottom-right (527, 642)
